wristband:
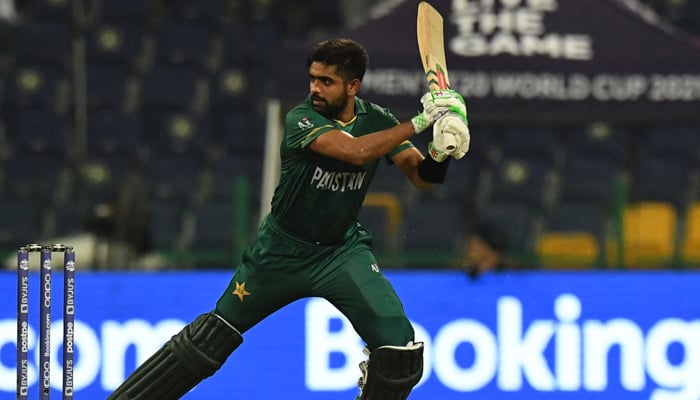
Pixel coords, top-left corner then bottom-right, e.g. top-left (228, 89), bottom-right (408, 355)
top-left (410, 112), bottom-right (430, 134)
top-left (417, 151), bottom-right (451, 183)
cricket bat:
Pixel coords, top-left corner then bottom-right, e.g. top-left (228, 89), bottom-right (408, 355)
top-left (417, 1), bottom-right (457, 151)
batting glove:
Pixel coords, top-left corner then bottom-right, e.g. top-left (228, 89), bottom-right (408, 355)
top-left (410, 89), bottom-right (466, 134)
top-left (433, 112), bottom-right (470, 160)
top-left (427, 141), bottom-right (449, 162)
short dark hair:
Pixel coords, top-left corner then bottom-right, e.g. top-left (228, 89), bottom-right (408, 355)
top-left (307, 38), bottom-right (369, 82)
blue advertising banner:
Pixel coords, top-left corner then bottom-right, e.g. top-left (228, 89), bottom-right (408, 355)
top-left (1, 270), bottom-right (699, 399)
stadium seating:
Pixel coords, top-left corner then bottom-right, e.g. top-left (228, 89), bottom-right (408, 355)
top-left (0, 20), bottom-right (10, 65)
top-left (86, 23), bottom-right (148, 71)
top-left (613, 202), bottom-right (678, 268)
top-left (545, 202), bottom-right (606, 234)
top-left (95, 0), bottom-right (160, 24)
top-left (152, 21), bottom-right (218, 72)
top-left (0, 199), bottom-right (46, 249)
top-left (0, 154), bottom-right (66, 204)
top-left (148, 199), bottom-right (185, 251)
top-left (49, 202), bottom-right (91, 237)
top-left (203, 154), bottom-right (261, 205)
top-left (209, 67), bottom-right (252, 110)
top-left (143, 110), bottom-right (213, 158)
top-left (3, 65), bottom-right (69, 111)
top-left (566, 123), bottom-right (628, 167)
top-left (167, 0), bottom-right (226, 24)
top-left (140, 64), bottom-right (208, 112)
top-left (12, 109), bottom-right (70, 156)
top-left (87, 110), bottom-right (141, 157)
top-left (536, 202), bottom-right (607, 269)
top-left (23, 0), bottom-right (73, 22)
top-left (249, 23), bottom-right (278, 70)
top-left (680, 202), bottom-right (700, 266)
top-left (499, 127), bottom-right (560, 166)
top-left (558, 155), bottom-right (621, 207)
top-left (143, 155), bottom-right (203, 204)
top-left (639, 126), bottom-right (700, 164)
top-left (75, 156), bottom-right (135, 205)
top-left (11, 21), bottom-right (71, 69)
top-left (214, 111), bottom-right (264, 157)
top-left (476, 202), bottom-right (537, 257)
top-left (537, 233), bottom-right (600, 269)
top-left (630, 155), bottom-right (693, 212)
top-left (86, 65), bottom-right (136, 111)
top-left (487, 157), bottom-right (552, 212)
top-left (220, 24), bottom-right (249, 68)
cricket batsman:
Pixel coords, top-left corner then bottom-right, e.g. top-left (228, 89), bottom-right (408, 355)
top-left (108, 38), bottom-right (469, 400)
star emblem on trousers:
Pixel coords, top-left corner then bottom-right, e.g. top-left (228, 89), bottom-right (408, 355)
top-left (233, 281), bottom-right (251, 302)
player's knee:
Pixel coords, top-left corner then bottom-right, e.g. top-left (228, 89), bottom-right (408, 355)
top-left (357, 341), bottom-right (424, 400)
top-left (367, 316), bottom-right (415, 348)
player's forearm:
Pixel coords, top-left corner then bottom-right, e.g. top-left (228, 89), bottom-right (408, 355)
top-left (349, 121), bottom-right (417, 165)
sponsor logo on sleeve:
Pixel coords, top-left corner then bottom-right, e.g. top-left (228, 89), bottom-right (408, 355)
top-left (298, 117), bottom-right (314, 130)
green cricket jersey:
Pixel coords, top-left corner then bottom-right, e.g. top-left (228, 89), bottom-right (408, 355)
top-left (269, 95), bottom-right (414, 244)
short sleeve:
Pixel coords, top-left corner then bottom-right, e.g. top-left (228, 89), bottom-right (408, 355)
top-left (285, 107), bottom-right (336, 149)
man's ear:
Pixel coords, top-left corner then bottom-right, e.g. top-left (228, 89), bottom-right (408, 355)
top-left (347, 79), bottom-right (361, 96)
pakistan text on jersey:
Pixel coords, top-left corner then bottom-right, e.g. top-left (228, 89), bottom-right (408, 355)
top-left (311, 167), bottom-right (366, 192)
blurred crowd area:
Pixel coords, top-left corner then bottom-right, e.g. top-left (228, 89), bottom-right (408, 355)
top-left (0, 0), bottom-right (699, 271)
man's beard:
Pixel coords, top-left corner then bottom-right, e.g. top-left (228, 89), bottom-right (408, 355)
top-left (312, 94), bottom-right (347, 119)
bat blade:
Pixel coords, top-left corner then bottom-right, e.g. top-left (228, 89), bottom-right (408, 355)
top-left (417, 1), bottom-right (450, 91)
top-left (417, 1), bottom-right (456, 151)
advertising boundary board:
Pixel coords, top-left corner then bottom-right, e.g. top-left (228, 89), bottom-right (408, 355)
top-left (1, 269), bottom-right (699, 399)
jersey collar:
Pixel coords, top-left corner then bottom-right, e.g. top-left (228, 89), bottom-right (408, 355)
top-left (354, 97), bottom-right (368, 115)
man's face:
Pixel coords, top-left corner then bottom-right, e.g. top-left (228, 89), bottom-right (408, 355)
top-left (308, 61), bottom-right (349, 118)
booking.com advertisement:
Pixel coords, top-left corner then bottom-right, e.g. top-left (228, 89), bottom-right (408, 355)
top-left (1, 270), bottom-right (699, 399)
